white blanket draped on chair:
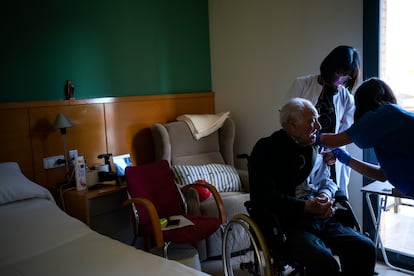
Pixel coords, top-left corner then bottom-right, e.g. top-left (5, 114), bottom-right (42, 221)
top-left (177, 111), bottom-right (230, 140)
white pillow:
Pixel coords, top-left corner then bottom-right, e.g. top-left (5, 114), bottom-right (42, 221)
top-left (172, 163), bottom-right (242, 192)
top-left (0, 162), bottom-right (54, 205)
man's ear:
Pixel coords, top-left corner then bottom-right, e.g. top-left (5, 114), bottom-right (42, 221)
top-left (284, 119), bottom-right (296, 135)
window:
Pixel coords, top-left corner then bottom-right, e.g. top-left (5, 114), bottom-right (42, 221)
top-left (378, 0), bottom-right (414, 268)
top-left (380, 0), bottom-right (414, 111)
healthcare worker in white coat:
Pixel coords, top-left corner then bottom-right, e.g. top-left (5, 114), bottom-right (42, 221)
top-left (286, 45), bottom-right (361, 197)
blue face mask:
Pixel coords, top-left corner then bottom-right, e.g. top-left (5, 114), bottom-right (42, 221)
top-left (334, 75), bottom-right (350, 87)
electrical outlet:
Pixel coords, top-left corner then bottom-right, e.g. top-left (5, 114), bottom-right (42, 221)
top-left (43, 155), bottom-right (65, 169)
top-left (68, 149), bottom-right (78, 164)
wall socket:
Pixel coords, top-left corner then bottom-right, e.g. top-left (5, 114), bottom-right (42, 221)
top-left (43, 155), bottom-right (65, 169)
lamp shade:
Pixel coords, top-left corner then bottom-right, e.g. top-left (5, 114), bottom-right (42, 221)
top-left (54, 113), bottom-right (73, 130)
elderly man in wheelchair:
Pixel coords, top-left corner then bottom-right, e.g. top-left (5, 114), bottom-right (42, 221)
top-left (222, 98), bottom-right (376, 276)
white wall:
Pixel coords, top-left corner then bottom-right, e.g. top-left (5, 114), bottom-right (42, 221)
top-left (209, 0), bottom-right (364, 221)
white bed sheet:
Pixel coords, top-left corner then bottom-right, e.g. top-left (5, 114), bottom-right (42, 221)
top-left (0, 162), bottom-right (208, 276)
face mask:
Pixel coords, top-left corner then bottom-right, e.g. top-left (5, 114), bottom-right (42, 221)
top-left (334, 75), bottom-right (350, 87)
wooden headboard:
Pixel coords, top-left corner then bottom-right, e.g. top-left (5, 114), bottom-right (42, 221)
top-left (0, 92), bottom-right (214, 195)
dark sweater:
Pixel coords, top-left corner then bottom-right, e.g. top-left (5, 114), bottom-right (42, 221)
top-left (249, 129), bottom-right (318, 230)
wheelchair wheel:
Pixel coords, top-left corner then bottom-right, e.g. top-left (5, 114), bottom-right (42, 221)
top-left (222, 214), bottom-right (272, 276)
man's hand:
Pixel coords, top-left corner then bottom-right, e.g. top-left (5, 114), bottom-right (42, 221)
top-left (304, 196), bottom-right (337, 218)
top-left (321, 150), bottom-right (336, 166)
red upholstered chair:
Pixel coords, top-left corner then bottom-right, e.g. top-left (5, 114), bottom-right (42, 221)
top-left (122, 160), bottom-right (226, 259)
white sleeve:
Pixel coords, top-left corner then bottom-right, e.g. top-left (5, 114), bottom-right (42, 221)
top-left (286, 78), bottom-right (305, 100)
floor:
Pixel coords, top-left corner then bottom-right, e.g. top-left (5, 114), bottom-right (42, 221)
top-left (381, 198), bottom-right (414, 257)
top-left (199, 198), bottom-right (414, 275)
top-left (200, 258), bottom-right (413, 276)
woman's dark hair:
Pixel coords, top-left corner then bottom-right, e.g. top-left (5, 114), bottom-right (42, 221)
top-left (354, 77), bottom-right (397, 121)
top-left (320, 45), bottom-right (361, 91)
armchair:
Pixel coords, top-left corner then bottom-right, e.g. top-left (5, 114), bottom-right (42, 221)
top-left (150, 117), bottom-right (250, 259)
top-left (122, 160), bottom-right (225, 262)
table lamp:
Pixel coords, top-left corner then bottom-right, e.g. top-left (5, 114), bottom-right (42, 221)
top-left (54, 113), bottom-right (73, 183)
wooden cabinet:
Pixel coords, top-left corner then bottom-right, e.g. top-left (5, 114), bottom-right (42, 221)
top-left (63, 185), bottom-right (133, 244)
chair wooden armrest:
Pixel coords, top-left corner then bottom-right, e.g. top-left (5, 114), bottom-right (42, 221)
top-left (182, 181), bottom-right (226, 224)
top-left (123, 198), bottom-right (164, 248)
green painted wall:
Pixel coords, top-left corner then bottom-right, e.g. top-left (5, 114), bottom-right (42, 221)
top-left (1, 0), bottom-right (211, 102)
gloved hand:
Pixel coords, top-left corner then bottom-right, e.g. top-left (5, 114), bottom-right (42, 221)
top-left (332, 148), bottom-right (351, 165)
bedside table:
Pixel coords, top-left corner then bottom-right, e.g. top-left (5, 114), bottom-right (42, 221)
top-left (63, 185), bottom-right (133, 244)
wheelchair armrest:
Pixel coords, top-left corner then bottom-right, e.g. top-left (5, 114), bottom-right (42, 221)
top-left (238, 169), bottom-right (250, 192)
top-left (237, 154), bottom-right (251, 192)
top-left (334, 190), bottom-right (348, 202)
top-left (332, 191), bottom-right (362, 233)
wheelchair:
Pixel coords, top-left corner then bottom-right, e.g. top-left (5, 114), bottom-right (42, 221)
top-left (222, 195), bottom-right (361, 276)
top-left (222, 156), bottom-right (362, 276)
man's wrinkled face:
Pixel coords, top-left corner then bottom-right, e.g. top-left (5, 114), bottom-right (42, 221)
top-left (291, 106), bottom-right (321, 147)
